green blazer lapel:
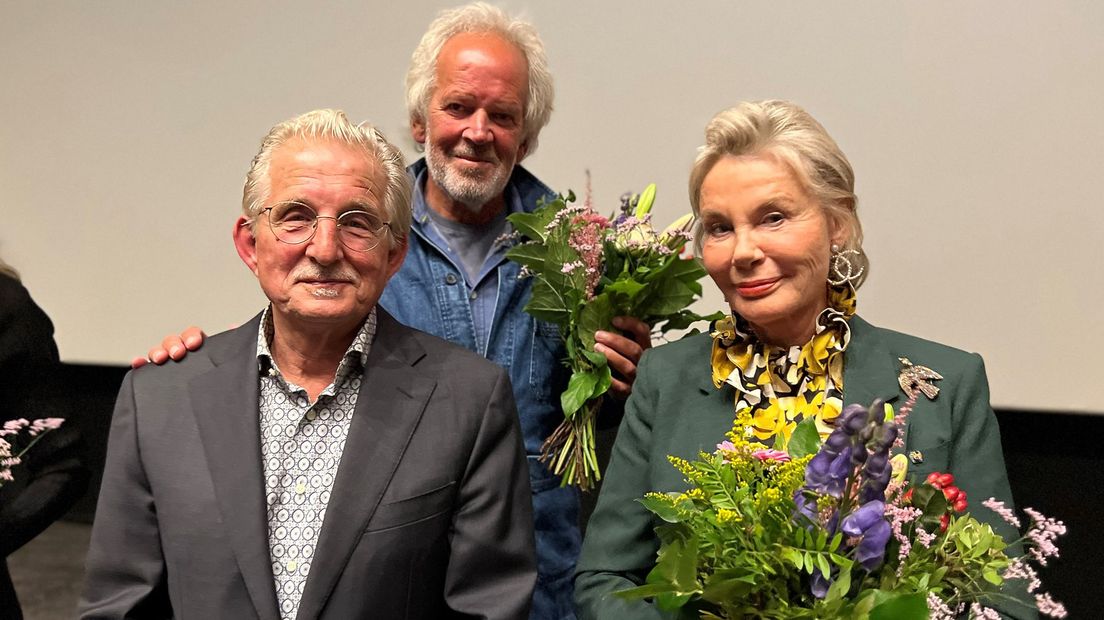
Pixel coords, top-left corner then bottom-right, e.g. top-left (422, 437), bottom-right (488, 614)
top-left (189, 313), bottom-right (281, 620)
top-left (841, 315), bottom-right (902, 408)
top-left (296, 310), bottom-right (436, 620)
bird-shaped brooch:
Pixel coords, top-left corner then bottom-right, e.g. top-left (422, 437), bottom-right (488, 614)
top-left (898, 357), bottom-right (943, 400)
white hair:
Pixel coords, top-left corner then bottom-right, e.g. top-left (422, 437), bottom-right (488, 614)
top-left (242, 109), bottom-right (413, 243)
top-left (405, 2), bottom-right (554, 156)
top-left (688, 100), bottom-right (868, 288)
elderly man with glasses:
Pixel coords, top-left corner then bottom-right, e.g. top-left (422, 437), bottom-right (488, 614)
top-left (81, 109), bottom-right (537, 620)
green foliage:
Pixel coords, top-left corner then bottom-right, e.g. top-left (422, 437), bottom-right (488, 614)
top-left (618, 435), bottom-right (1021, 618)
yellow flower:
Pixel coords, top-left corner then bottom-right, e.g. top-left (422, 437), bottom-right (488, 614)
top-left (717, 508), bottom-right (741, 523)
top-left (761, 487), bottom-right (782, 502)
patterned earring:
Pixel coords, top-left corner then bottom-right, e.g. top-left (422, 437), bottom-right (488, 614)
top-left (827, 244), bottom-right (864, 286)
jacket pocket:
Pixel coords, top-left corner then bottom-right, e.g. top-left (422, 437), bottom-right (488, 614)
top-left (366, 481), bottom-right (457, 532)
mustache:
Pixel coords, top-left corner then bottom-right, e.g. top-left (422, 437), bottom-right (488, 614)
top-left (450, 144), bottom-right (498, 163)
top-left (292, 266), bottom-right (358, 283)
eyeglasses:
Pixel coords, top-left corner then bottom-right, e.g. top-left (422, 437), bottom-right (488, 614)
top-left (256, 201), bottom-right (392, 252)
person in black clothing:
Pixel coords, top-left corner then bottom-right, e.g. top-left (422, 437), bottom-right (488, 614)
top-left (0, 264), bottom-right (88, 619)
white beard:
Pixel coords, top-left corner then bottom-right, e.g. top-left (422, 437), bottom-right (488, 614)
top-left (424, 132), bottom-right (513, 212)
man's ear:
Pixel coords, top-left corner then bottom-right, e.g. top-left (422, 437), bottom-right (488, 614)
top-left (385, 236), bottom-right (408, 280)
top-left (517, 136), bottom-right (530, 162)
top-left (411, 116), bottom-right (427, 145)
top-left (233, 217), bottom-right (260, 276)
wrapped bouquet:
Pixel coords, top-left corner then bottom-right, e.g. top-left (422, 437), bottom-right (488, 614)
top-left (505, 184), bottom-right (721, 489)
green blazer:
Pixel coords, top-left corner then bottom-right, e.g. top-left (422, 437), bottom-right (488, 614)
top-left (575, 315), bottom-right (1032, 619)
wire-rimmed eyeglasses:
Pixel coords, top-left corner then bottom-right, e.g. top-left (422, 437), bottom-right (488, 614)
top-left (254, 201), bottom-right (392, 252)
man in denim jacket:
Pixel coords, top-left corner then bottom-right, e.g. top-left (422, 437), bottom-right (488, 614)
top-left (141, 5), bottom-right (650, 618)
top-left (387, 5), bottom-right (649, 618)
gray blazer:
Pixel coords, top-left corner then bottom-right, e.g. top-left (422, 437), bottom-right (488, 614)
top-left (80, 310), bottom-right (536, 620)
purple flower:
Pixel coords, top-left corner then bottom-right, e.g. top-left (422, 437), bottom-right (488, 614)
top-left (805, 446), bottom-right (853, 497)
top-left (794, 491), bottom-right (818, 524)
top-left (841, 500), bottom-right (891, 570)
top-left (810, 569), bottom-right (833, 599)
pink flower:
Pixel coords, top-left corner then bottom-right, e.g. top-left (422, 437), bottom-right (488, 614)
top-left (982, 497), bottom-right (1021, 528)
top-left (969, 604), bottom-right (1001, 620)
top-left (1035, 592), bottom-right (1068, 618)
top-left (29, 417), bottom-right (64, 436)
top-left (751, 449), bottom-right (791, 463)
top-left (716, 441), bottom-right (737, 452)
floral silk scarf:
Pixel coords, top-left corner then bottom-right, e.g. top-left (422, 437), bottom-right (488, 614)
top-left (710, 285), bottom-right (857, 444)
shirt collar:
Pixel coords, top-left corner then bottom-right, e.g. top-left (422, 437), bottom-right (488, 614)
top-left (256, 306), bottom-right (377, 382)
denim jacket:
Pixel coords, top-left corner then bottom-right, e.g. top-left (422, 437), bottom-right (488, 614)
top-left (379, 159), bottom-right (579, 620)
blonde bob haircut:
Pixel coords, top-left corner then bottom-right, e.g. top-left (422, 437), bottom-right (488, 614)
top-left (688, 100), bottom-right (868, 288)
top-left (242, 109), bottom-right (413, 245)
top-left (405, 2), bottom-right (554, 157)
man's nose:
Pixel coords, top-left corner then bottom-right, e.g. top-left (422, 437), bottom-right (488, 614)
top-left (463, 109), bottom-right (493, 144)
top-left (306, 217), bottom-right (344, 264)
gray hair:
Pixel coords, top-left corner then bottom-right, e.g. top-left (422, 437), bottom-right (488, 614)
top-left (242, 109), bottom-right (413, 244)
top-left (688, 100), bottom-right (868, 288)
top-left (405, 2), bottom-right (554, 157)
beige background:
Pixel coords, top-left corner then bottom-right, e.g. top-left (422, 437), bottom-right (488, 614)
top-left (1, 1), bottom-right (1101, 411)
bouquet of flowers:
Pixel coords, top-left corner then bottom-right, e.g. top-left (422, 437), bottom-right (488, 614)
top-left (617, 398), bottom-right (1066, 619)
top-left (1, 417), bottom-right (64, 485)
top-left (506, 184), bottom-right (721, 489)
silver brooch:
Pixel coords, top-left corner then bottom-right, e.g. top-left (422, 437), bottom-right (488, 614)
top-left (898, 357), bottom-right (943, 400)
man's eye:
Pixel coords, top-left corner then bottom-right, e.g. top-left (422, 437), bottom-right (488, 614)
top-left (339, 212), bottom-right (382, 235)
top-left (762, 212), bottom-right (786, 225)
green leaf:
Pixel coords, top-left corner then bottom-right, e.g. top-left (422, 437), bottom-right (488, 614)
top-left (868, 593), bottom-right (928, 620)
top-left (504, 243), bottom-right (550, 273)
top-left (788, 417), bottom-right (822, 458)
top-left (637, 530), bottom-right (701, 613)
top-left (506, 210), bottom-right (553, 243)
top-left (639, 494), bottom-right (687, 524)
top-left (825, 567), bottom-right (851, 602)
top-left (524, 278), bottom-right (571, 324)
top-left (577, 294), bottom-right (615, 353)
top-left (816, 553), bottom-right (831, 579)
top-left (604, 277), bottom-right (647, 303)
top-left (635, 277), bottom-right (697, 318)
top-left (561, 370), bottom-right (602, 418)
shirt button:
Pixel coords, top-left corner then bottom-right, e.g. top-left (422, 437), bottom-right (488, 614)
top-left (306, 409), bottom-right (317, 421)
top-left (469, 291), bottom-right (478, 300)
top-left (286, 560), bottom-right (298, 571)
top-left (444, 273), bottom-right (458, 285)
top-left (295, 482), bottom-right (307, 495)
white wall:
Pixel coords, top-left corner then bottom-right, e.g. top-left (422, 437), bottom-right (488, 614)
top-left (2, 1), bottom-right (1101, 411)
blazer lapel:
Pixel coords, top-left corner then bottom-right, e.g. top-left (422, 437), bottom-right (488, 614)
top-left (842, 315), bottom-right (901, 408)
top-left (190, 314), bottom-right (281, 620)
top-left (295, 311), bottom-right (436, 620)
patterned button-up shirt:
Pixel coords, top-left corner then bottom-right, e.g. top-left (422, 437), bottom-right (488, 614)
top-left (255, 307), bottom-right (376, 620)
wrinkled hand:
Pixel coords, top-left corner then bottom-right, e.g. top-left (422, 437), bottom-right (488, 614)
top-left (130, 326), bottom-right (206, 368)
top-left (594, 316), bottom-right (652, 400)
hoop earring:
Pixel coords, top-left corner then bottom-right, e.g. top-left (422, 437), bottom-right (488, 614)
top-left (827, 244), bottom-right (864, 286)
